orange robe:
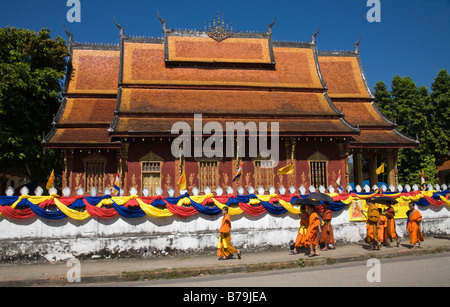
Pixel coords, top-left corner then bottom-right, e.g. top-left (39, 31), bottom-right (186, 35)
top-left (295, 213), bottom-right (309, 248)
top-left (407, 210), bottom-right (424, 245)
top-left (385, 207), bottom-right (398, 240)
top-left (306, 212), bottom-right (320, 247)
top-left (217, 213), bottom-right (236, 257)
top-left (320, 209), bottom-right (334, 245)
top-left (366, 204), bottom-right (380, 243)
top-left (377, 215), bottom-right (387, 243)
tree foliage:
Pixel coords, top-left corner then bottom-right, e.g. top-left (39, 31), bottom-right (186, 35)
top-left (374, 69), bottom-right (450, 185)
top-left (0, 27), bottom-right (68, 183)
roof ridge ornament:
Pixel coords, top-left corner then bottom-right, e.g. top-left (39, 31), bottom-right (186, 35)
top-left (157, 10), bottom-right (167, 32)
top-left (113, 17), bottom-right (124, 38)
top-left (62, 22), bottom-right (73, 45)
top-left (311, 26), bottom-right (320, 44)
top-left (354, 34), bottom-right (362, 53)
top-left (62, 23), bottom-right (74, 54)
top-left (207, 10), bottom-right (232, 42)
top-left (267, 16), bottom-right (277, 35)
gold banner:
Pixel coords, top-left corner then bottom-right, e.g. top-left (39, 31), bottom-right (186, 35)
top-left (349, 199), bottom-right (410, 221)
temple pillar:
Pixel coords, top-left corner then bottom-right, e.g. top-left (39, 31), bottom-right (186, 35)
top-left (283, 137), bottom-right (296, 188)
top-left (368, 151), bottom-right (378, 188)
top-left (386, 149), bottom-right (398, 187)
top-left (63, 149), bottom-right (73, 194)
top-left (290, 137), bottom-right (296, 188)
top-left (118, 141), bottom-right (129, 194)
top-left (353, 151), bottom-right (363, 188)
top-left (338, 142), bottom-right (350, 190)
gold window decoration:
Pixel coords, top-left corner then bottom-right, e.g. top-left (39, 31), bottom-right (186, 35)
top-left (141, 162), bottom-right (161, 196)
top-left (307, 151), bottom-right (329, 189)
top-left (198, 160), bottom-right (219, 191)
top-left (254, 160), bottom-right (274, 190)
top-left (83, 152), bottom-right (107, 192)
top-left (140, 151), bottom-right (163, 196)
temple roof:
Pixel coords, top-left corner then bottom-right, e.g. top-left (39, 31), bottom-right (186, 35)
top-left (44, 14), bottom-right (417, 150)
top-left (110, 17), bottom-right (356, 137)
top-left (121, 42), bottom-right (324, 90)
top-left (117, 88), bottom-right (338, 116)
top-left (165, 35), bottom-right (275, 66)
top-left (318, 52), bottom-right (372, 99)
top-left (43, 44), bottom-right (121, 148)
top-left (112, 117), bottom-right (358, 138)
top-left (66, 48), bottom-right (120, 95)
top-left (318, 51), bottom-right (418, 149)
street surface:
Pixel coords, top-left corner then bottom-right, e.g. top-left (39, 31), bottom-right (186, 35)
top-left (83, 252), bottom-right (449, 287)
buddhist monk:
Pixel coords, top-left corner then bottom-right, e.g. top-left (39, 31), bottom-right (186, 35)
top-left (305, 204), bottom-right (321, 257)
top-left (292, 205), bottom-right (309, 254)
top-left (217, 207), bottom-right (241, 260)
top-left (377, 208), bottom-right (387, 246)
top-left (320, 202), bottom-right (336, 250)
top-left (365, 200), bottom-right (381, 250)
top-left (407, 203), bottom-right (424, 249)
top-left (385, 204), bottom-right (401, 247)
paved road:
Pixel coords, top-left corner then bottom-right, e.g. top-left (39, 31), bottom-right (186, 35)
top-left (85, 252), bottom-right (449, 287)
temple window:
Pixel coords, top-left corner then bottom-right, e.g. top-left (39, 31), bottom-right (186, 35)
top-left (141, 161), bottom-right (161, 196)
top-left (198, 160), bottom-right (219, 191)
top-left (254, 160), bottom-right (274, 190)
top-left (140, 151), bottom-right (163, 196)
top-left (307, 151), bottom-right (329, 189)
top-left (83, 152), bottom-right (107, 192)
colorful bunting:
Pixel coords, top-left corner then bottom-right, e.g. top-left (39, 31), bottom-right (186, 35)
top-left (0, 190), bottom-right (448, 221)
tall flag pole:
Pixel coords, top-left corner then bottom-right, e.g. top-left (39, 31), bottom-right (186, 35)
top-left (276, 163), bottom-right (294, 175)
top-left (421, 170), bottom-right (426, 191)
top-left (178, 169), bottom-right (187, 191)
top-left (336, 169), bottom-right (343, 191)
top-left (376, 163), bottom-right (385, 175)
top-left (46, 169), bottom-right (55, 191)
top-left (232, 162), bottom-right (243, 183)
top-left (112, 172), bottom-right (121, 196)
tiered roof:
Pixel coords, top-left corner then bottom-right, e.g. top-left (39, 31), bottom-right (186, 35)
top-left (318, 46), bottom-right (418, 148)
top-left (108, 14), bottom-right (357, 140)
top-left (43, 13), bottom-right (417, 150)
top-left (43, 41), bottom-right (121, 148)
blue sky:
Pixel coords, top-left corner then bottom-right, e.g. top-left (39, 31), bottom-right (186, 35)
top-left (1, 0), bottom-right (449, 91)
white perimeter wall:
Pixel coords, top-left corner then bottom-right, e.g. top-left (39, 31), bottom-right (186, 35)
top-left (0, 205), bottom-right (449, 262)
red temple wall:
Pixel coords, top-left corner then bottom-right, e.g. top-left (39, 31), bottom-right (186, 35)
top-left (62, 139), bottom-right (346, 196)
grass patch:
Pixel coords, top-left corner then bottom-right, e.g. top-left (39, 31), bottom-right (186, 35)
top-left (246, 261), bottom-right (299, 273)
top-left (326, 257), bottom-right (336, 265)
top-left (122, 267), bottom-right (217, 281)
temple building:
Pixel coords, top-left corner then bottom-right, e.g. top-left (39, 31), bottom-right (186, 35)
top-left (43, 13), bottom-right (418, 196)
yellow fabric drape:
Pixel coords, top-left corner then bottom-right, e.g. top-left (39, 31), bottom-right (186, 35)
top-left (136, 198), bottom-right (173, 218)
top-left (54, 198), bottom-right (91, 220)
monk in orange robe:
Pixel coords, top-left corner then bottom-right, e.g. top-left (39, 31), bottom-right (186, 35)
top-left (292, 205), bottom-right (309, 254)
top-left (377, 208), bottom-right (387, 246)
top-left (320, 202), bottom-right (335, 250)
top-left (217, 207), bottom-right (241, 260)
top-left (305, 205), bottom-right (321, 257)
top-left (365, 201), bottom-right (381, 250)
top-left (385, 205), bottom-right (400, 247)
top-left (407, 203), bottom-right (424, 249)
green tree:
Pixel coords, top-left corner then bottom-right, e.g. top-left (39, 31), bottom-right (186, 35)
top-left (0, 27), bottom-right (68, 185)
top-left (374, 73), bottom-right (448, 185)
top-left (373, 81), bottom-right (394, 121)
top-left (430, 69), bottom-right (450, 162)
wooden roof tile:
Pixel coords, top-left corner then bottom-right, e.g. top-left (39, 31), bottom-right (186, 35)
top-left (318, 55), bottom-right (371, 99)
top-left (123, 42), bottom-right (323, 90)
top-left (67, 49), bottom-right (120, 95)
top-left (119, 88), bottom-right (337, 116)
